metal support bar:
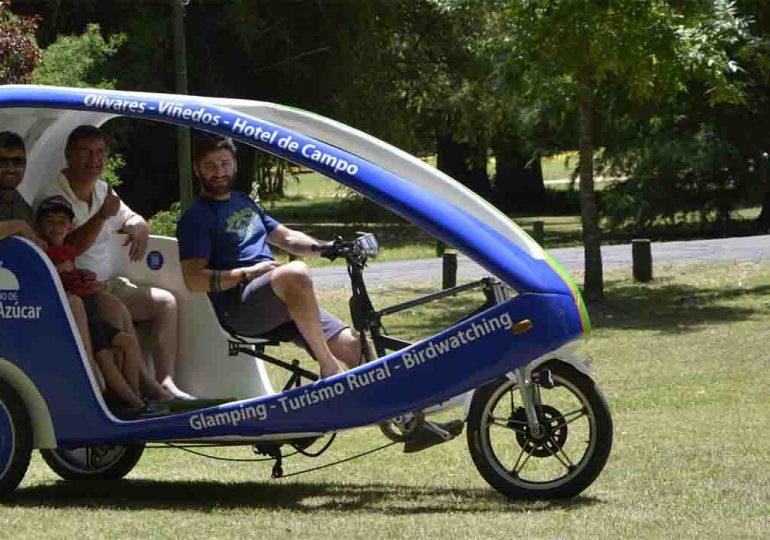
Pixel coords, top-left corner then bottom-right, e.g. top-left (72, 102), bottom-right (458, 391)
top-left (232, 345), bottom-right (318, 381)
top-left (373, 334), bottom-right (412, 353)
top-left (376, 278), bottom-right (489, 317)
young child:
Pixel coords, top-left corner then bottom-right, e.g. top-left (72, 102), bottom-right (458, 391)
top-left (36, 195), bottom-right (173, 411)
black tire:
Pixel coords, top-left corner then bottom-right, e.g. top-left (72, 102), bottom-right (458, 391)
top-left (40, 444), bottom-right (144, 481)
top-left (0, 378), bottom-right (32, 497)
top-left (467, 360), bottom-right (612, 499)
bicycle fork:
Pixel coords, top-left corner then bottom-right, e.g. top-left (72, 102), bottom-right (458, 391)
top-left (509, 368), bottom-right (545, 438)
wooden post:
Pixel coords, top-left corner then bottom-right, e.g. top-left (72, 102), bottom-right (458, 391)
top-left (442, 251), bottom-right (457, 289)
top-left (532, 220), bottom-right (545, 245)
top-left (632, 239), bottom-right (652, 282)
top-left (172, 0), bottom-right (193, 210)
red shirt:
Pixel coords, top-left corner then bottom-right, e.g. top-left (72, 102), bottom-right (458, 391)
top-left (46, 244), bottom-right (98, 296)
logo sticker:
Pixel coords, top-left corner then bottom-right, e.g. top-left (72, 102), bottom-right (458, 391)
top-left (0, 261), bottom-right (42, 319)
top-left (146, 250), bottom-right (164, 271)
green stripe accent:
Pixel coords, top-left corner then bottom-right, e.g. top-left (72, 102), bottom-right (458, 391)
top-left (544, 252), bottom-right (591, 336)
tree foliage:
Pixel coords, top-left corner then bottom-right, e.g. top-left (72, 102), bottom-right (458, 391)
top-left (0, 2), bottom-right (42, 84)
top-left (601, 0), bottom-right (770, 233)
top-left (32, 23), bottom-right (125, 88)
top-left (474, 0), bottom-right (750, 300)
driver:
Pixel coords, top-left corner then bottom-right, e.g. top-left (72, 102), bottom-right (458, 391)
top-left (177, 135), bottom-right (362, 378)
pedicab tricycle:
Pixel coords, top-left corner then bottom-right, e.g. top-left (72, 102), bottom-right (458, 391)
top-left (0, 85), bottom-right (612, 499)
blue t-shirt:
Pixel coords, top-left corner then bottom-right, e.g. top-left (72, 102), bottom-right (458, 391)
top-left (177, 192), bottom-right (281, 312)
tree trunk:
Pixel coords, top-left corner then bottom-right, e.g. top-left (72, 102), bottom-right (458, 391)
top-left (437, 132), bottom-right (491, 198)
top-left (436, 132), bottom-right (467, 181)
top-left (492, 133), bottom-right (545, 212)
top-left (577, 65), bottom-right (603, 301)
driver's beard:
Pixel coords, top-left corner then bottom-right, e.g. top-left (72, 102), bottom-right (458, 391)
top-left (201, 175), bottom-right (235, 198)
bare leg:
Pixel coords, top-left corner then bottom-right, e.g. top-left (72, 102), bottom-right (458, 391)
top-left (112, 332), bottom-right (173, 401)
top-left (270, 261), bottom-right (343, 378)
top-left (328, 328), bottom-right (364, 369)
top-left (94, 292), bottom-right (135, 334)
top-left (96, 349), bottom-right (144, 409)
top-left (66, 294), bottom-right (105, 392)
top-left (123, 287), bottom-right (192, 399)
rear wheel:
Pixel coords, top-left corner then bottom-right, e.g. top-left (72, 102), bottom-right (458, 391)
top-left (467, 361), bottom-right (612, 499)
top-left (40, 444), bottom-right (144, 481)
top-left (0, 379), bottom-right (32, 497)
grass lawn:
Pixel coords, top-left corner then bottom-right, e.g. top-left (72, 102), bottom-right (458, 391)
top-left (4, 260), bottom-right (770, 538)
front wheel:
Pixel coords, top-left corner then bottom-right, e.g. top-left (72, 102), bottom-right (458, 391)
top-left (467, 361), bottom-right (612, 499)
top-left (0, 379), bottom-right (32, 497)
top-left (40, 444), bottom-right (145, 481)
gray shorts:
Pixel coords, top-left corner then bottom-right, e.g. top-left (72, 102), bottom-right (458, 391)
top-left (216, 270), bottom-right (348, 347)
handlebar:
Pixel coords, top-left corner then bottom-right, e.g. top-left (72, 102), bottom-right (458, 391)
top-left (321, 233), bottom-right (379, 265)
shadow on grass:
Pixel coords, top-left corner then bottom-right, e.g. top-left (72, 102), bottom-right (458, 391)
top-left (9, 479), bottom-right (602, 514)
top-left (588, 279), bottom-right (770, 333)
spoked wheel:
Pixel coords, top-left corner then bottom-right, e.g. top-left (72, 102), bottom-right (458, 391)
top-left (0, 379), bottom-right (32, 497)
top-left (40, 444), bottom-right (145, 481)
top-left (467, 361), bottom-right (612, 499)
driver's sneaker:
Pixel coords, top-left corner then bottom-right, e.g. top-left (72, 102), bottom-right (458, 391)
top-left (403, 419), bottom-right (464, 454)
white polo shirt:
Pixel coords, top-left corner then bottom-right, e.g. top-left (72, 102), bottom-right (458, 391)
top-left (36, 172), bottom-right (133, 281)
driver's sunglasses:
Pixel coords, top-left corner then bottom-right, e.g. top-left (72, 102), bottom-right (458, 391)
top-left (0, 157), bottom-right (27, 169)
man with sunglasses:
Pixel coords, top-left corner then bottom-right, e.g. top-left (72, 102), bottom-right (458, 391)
top-left (0, 131), bottom-right (43, 246)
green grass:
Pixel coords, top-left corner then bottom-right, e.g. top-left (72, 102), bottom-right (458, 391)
top-left (5, 261), bottom-right (770, 537)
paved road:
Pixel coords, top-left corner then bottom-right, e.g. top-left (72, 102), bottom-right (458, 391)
top-left (313, 234), bottom-right (770, 288)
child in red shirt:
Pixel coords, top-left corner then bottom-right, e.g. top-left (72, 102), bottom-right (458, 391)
top-left (36, 195), bottom-right (172, 411)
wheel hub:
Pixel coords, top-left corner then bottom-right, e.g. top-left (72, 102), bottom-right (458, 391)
top-left (509, 405), bottom-right (568, 458)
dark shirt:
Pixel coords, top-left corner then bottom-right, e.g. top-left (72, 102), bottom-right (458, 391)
top-left (176, 192), bottom-right (281, 313)
top-left (0, 191), bottom-right (33, 226)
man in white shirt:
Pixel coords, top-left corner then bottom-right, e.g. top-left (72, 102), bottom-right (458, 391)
top-left (36, 125), bottom-right (191, 399)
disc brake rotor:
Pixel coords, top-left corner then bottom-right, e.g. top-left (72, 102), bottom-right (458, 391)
top-left (509, 405), bottom-right (568, 458)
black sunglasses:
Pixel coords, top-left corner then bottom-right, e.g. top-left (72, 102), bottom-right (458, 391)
top-left (0, 157), bottom-right (27, 168)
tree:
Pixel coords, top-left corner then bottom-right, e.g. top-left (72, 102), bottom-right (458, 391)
top-left (483, 0), bottom-right (748, 301)
top-left (32, 23), bottom-right (125, 88)
top-left (0, 1), bottom-right (42, 84)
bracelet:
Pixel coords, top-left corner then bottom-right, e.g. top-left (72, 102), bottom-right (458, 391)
top-left (209, 270), bottom-right (222, 292)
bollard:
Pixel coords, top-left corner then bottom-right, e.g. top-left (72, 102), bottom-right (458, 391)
top-left (632, 239), bottom-right (652, 282)
top-left (532, 221), bottom-right (545, 246)
top-left (442, 251), bottom-right (457, 289)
